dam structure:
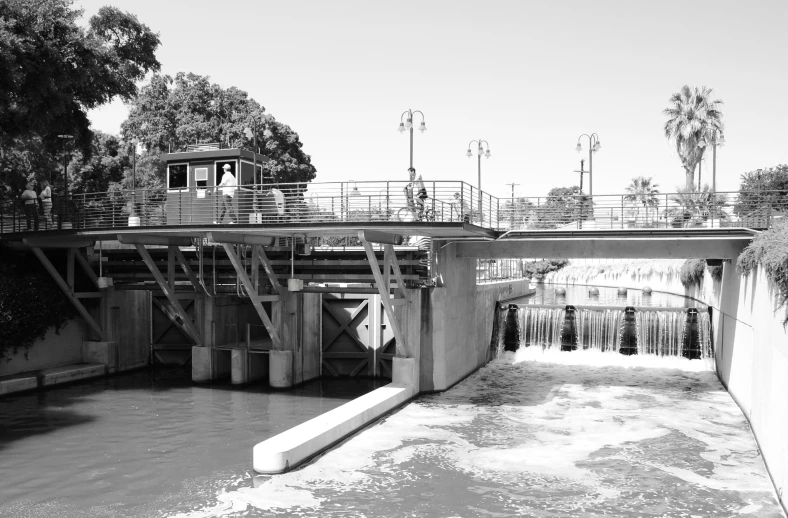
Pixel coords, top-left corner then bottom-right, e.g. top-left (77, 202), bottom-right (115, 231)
top-left (1, 145), bottom-right (786, 514)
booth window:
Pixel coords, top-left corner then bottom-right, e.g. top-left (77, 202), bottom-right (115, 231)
top-left (168, 164), bottom-right (187, 190)
top-left (194, 167), bottom-right (208, 188)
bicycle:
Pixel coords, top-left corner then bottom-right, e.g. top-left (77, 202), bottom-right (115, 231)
top-left (396, 203), bottom-right (435, 222)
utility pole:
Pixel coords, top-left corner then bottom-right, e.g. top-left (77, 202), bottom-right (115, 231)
top-left (505, 182), bottom-right (520, 227)
top-left (573, 159), bottom-right (586, 193)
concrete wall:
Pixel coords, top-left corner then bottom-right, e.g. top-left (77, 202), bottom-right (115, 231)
top-left (424, 242), bottom-right (533, 392)
top-left (716, 264), bottom-right (788, 512)
top-left (0, 318), bottom-right (85, 376)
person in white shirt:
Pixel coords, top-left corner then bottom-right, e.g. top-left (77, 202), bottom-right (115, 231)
top-left (216, 164), bottom-right (237, 224)
top-left (20, 182), bottom-right (38, 230)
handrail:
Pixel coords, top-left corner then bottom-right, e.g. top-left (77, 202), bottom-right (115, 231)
top-left (1, 183), bottom-right (785, 235)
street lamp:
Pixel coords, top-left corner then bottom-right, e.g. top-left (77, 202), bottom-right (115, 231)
top-left (57, 134), bottom-right (74, 227)
top-left (698, 129), bottom-right (724, 195)
top-left (398, 109), bottom-right (426, 170)
top-left (575, 133), bottom-right (601, 196)
top-left (466, 139), bottom-right (491, 216)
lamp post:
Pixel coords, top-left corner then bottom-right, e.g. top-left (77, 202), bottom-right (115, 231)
top-left (575, 133), bottom-right (601, 196)
top-left (698, 129), bottom-right (723, 195)
top-left (466, 139), bottom-right (491, 218)
top-left (57, 134), bottom-right (74, 227)
top-left (398, 109), bottom-right (426, 170)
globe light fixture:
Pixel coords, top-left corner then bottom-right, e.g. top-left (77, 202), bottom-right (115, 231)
top-left (466, 139), bottom-right (492, 217)
top-left (398, 109), bottom-right (427, 170)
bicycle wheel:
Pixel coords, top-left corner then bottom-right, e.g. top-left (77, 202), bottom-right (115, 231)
top-left (397, 207), bottom-right (415, 222)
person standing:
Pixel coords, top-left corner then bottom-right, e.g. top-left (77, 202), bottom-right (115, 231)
top-left (20, 182), bottom-right (38, 230)
top-left (39, 179), bottom-right (53, 229)
top-left (216, 164), bottom-right (237, 224)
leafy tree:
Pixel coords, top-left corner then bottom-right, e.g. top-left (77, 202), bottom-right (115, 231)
top-left (65, 132), bottom-right (132, 194)
top-left (663, 85), bottom-right (725, 189)
top-left (122, 73), bottom-right (317, 184)
top-left (624, 176), bottom-right (660, 225)
top-left (0, 136), bottom-right (59, 201)
top-left (0, 0), bottom-right (160, 156)
top-left (735, 165), bottom-right (788, 218)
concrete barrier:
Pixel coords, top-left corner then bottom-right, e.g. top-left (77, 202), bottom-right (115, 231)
top-left (0, 376), bottom-right (38, 395)
top-left (253, 357), bottom-right (419, 474)
top-left (40, 364), bottom-right (107, 387)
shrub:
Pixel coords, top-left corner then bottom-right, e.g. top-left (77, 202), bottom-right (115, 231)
top-left (679, 259), bottom-right (706, 288)
top-left (708, 264), bottom-right (724, 282)
top-left (0, 244), bottom-right (76, 362)
top-left (525, 259), bottom-right (570, 278)
top-left (737, 220), bottom-right (788, 325)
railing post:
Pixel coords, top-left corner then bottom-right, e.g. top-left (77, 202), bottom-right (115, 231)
top-left (621, 195), bottom-right (624, 229)
top-left (386, 182), bottom-right (390, 219)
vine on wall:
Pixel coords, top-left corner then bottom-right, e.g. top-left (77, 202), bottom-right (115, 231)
top-left (679, 259), bottom-right (706, 288)
top-left (0, 244), bottom-right (76, 362)
top-left (737, 220), bottom-right (788, 325)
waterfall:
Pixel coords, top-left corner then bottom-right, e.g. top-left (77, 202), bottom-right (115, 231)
top-left (494, 304), bottom-right (713, 360)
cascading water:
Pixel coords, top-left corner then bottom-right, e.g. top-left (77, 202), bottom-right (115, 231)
top-left (494, 303), bottom-right (713, 360)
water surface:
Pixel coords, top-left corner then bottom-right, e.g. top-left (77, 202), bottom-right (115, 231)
top-left (177, 351), bottom-right (783, 517)
top-left (0, 368), bottom-right (381, 517)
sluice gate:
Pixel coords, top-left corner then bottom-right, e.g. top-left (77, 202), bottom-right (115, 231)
top-left (495, 303), bottom-right (713, 360)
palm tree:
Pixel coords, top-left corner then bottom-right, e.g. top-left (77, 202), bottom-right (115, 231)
top-left (624, 176), bottom-right (660, 226)
top-left (668, 185), bottom-right (728, 228)
top-left (663, 85), bottom-right (725, 190)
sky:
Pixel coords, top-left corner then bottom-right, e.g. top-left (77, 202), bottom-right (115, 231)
top-left (80, 0), bottom-right (788, 199)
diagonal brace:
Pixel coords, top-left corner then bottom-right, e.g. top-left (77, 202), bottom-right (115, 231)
top-left (222, 244), bottom-right (281, 349)
top-left (134, 244), bottom-right (202, 344)
top-left (30, 247), bottom-right (107, 340)
top-left (361, 240), bottom-right (410, 358)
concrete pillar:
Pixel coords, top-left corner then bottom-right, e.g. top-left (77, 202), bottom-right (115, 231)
top-left (232, 350), bottom-right (269, 385)
top-left (192, 346), bottom-right (231, 382)
top-left (270, 350), bottom-right (293, 388)
top-left (192, 346), bottom-right (213, 383)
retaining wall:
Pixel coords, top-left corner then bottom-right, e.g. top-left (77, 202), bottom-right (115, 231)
top-left (0, 318), bottom-right (85, 377)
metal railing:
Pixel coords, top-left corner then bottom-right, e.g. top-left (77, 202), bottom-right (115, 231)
top-left (477, 259), bottom-right (528, 284)
top-left (1, 183), bottom-right (785, 234)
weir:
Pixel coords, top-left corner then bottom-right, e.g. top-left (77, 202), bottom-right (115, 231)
top-left (496, 302), bottom-right (713, 360)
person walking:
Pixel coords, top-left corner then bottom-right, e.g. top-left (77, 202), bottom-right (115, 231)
top-left (216, 164), bottom-right (238, 224)
top-left (39, 179), bottom-right (53, 229)
top-left (20, 182), bottom-right (38, 230)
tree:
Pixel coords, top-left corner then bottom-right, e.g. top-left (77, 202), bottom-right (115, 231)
top-left (736, 165), bottom-right (788, 219)
top-left (624, 176), bottom-right (660, 225)
top-left (663, 85), bottom-right (724, 190)
top-left (0, 0), bottom-right (160, 156)
top-left (122, 73), bottom-right (317, 184)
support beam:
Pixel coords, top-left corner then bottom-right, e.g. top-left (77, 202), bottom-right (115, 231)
top-left (66, 248), bottom-right (75, 290)
top-left (357, 230), bottom-right (403, 245)
top-left (167, 246), bottom-right (176, 290)
top-left (361, 240), bottom-right (409, 358)
top-left (255, 245), bottom-right (284, 297)
top-left (455, 237), bottom-right (750, 260)
top-left (173, 247), bottom-right (207, 295)
top-left (134, 243), bottom-right (202, 344)
top-left (222, 243), bottom-right (281, 349)
top-left (29, 247), bottom-right (106, 340)
top-left (386, 244), bottom-right (408, 299)
top-left (152, 297), bottom-right (196, 344)
top-left (117, 234), bottom-right (192, 247)
top-left (208, 232), bottom-right (275, 247)
top-left (73, 249), bottom-right (100, 289)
